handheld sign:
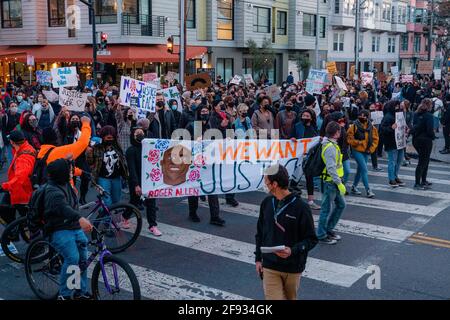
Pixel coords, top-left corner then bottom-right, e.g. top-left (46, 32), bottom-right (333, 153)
top-left (51, 67), bottom-right (78, 88)
top-left (59, 88), bottom-right (88, 112)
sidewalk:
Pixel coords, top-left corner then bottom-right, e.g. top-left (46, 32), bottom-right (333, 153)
top-left (406, 130), bottom-right (450, 164)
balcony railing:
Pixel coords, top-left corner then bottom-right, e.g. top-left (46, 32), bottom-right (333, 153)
top-left (121, 14), bottom-right (165, 37)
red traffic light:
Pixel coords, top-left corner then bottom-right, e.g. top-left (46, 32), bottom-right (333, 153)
top-left (101, 32), bottom-right (108, 41)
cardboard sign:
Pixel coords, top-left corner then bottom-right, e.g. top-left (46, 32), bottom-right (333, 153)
top-left (433, 69), bottom-right (441, 80)
top-left (334, 76), bottom-right (348, 91)
top-left (395, 112), bottom-right (407, 149)
top-left (326, 62), bottom-right (337, 75)
top-left (119, 76), bottom-right (158, 113)
top-left (361, 72), bottom-right (374, 86)
top-left (36, 71), bottom-right (52, 86)
top-left (142, 137), bottom-right (320, 198)
top-left (417, 61), bottom-right (433, 75)
top-left (59, 88), bottom-right (88, 112)
top-left (243, 74), bottom-right (255, 86)
top-left (143, 73), bottom-right (158, 82)
top-left (401, 74), bottom-right (413, 83)
top-left (185, 73), bottom-right (212, 91)
top-left (349, 65), bottom-right (355, 80)
top-left (165, 71), bottom-right (178, 83)
top-left (265, 85), bottom-right (281, 101)
top-left (42, 90), bottom-right (59, 103)
top-left (161, 86), bottom-right (182, 112)
top-left (371, 111), bottom-right (384, 125)
top-left (51, 67), bottom-right (78, 88)
top-left (305, 69), bottom-right (327, 95)
top-left (196, 68), bottom-right (215, 82)
top-left (230, 75), bottom-right (243, 86)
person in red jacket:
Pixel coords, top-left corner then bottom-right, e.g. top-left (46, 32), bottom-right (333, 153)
top-left (0, 130), bottom-right (36, 224)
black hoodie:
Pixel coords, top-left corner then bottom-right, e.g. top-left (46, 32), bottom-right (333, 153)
top-left (255, 192), bottom-right (318, 273)
top-left (380, 101), bottom-right (398, 151)
top-left (43, 159), bottom-right (81, 233)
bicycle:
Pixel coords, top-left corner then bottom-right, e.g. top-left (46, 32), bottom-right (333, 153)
top-left (0, 181), bottom-right (143, 263)
top-left (24, 226), bottom-right (141, 300)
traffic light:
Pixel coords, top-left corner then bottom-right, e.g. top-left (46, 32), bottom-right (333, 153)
top-left (167, 36), bottom-right (174, 54)
top-left (100, 32), bottom-right (108, 50)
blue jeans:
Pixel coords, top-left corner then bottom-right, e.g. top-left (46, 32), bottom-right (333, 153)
top-left (317, 182), bottom-right (346, 239)
top-left (98, 177), bottom-right (122, 208)
top-left (352, 150), bottom-right (370, 191)
top-left (387, 149), bottom-right (404, 181)
top-left (50, 229), bottom-right (89, 297)
top-left (342, 159), bottom-right (351, 184)
top-left (5, 144), bottom-right (12, 164)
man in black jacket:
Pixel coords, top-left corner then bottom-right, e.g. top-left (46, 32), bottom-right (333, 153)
top-left (44, 158), bottom-right (93, 300)
top-left (255, 165), bottom-right (317, 300)
top-left (148, 93), bottom-right (177, 139)
top-left (439, 94), bottom-right (450, 154)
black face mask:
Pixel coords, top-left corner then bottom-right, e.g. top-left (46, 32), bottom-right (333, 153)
top-left (71, 121), bottom-right (80, 128)
top-left (285, 105), bottom-right (293, 112)
top-left (135, 134), bottom-right (144, 143)
top-left (127, 115), bottom-right (134, 121)
top-left (200, 114), bottom-right (209, 122)
top-left (241, 112), bottom-right (248, 118)
top-left (156, 101), bottom-right (165, 108)
top-left (103, 140), bottom-right (114, 146)
top-left (302, 118), bottom-right (311, 125)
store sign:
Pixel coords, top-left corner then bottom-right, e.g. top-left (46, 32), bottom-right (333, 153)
top-left (51, 67), bottom-right (78, 88)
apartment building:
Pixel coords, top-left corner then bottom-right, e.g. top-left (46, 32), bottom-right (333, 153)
top-left (0, 0), bottom-right (329, 85)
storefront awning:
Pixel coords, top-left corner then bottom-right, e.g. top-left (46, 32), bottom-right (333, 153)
top-left (0, 44), bottom-right (207, 63)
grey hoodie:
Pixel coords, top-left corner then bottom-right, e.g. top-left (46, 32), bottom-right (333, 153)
top-left (321, 137), bottom-right (342, 185)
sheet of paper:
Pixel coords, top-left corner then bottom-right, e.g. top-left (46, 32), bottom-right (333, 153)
top-left (260, 245), bottom-right (286, 253)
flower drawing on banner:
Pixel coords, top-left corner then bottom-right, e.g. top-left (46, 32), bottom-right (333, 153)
top-left (188, 169), bottom-right (200, 182)
top-left (150, 168), bottom-right (162, 182)
top-left (155, 139), bottom-right (170, 152)
top-left (147, 149), bottom-right (160, 164)
top-left (193, 142), bottom-right (203, 155)
top-left (193, 154), bottom-right (206, 168)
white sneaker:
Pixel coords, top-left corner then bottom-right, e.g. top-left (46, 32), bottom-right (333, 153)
top-left (149, 226), bottom-right (162, 237)
top-left (308, 201), bottom-right (321, 210)
top-left (120, 219), bottom-right (130, 229)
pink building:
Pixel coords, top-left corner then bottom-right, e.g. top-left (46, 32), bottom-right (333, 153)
top-left (399, 0), bottom-right (437, 73)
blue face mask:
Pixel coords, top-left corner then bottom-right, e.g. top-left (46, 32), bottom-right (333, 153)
top-left (17, 96), bottom-right (23, 102)
top-left (171, 104), bottom-right (178, 111)
top-left (191, 104), bottom-right (198, 111)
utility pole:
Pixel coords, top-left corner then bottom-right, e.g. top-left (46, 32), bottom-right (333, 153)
top-left (354, 0), bottom-right (360, 80)
top-left (80, 0), bottom-right (97, 85)
top-left (179, 0), bottom-right (186, 87)
top-left (315, 0), bottom-right (320, 69)
top-left (428, 0), bottom-right (434, 61)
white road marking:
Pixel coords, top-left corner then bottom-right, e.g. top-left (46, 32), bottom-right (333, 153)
top-left (367, 183), bottom-right (450, 200)
top-left (376, 158), bottom-right (450, 169)
top-left (186, 200), bottom-right (415, 243)
top-left (366, 170), bottom-right (450, 186)
top-left (356, 163), bottom-right (450, 176)
top-left (133, 221), bottom-right (368, 288)
top-left (88, 263), bottom-right (250, 300)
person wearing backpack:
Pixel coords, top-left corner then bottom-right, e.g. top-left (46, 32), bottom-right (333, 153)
top-left (439, 94), bottom-right (450, 154)
top-left (316, 121), bottom-right (346, 245)
top-left (0, 130), bottom-right (36, 224)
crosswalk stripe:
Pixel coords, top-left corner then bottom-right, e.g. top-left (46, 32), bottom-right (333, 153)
top-left (88, 263), bottom-right (250, 300)
top-left (185, 199), bottom-right (414, 243)
top-left (366, 170), bottom-right (450, 186)
top-left (357, 163), bottom-right (450, 176)
top-left (133, 221), bottom-right (368, 288)
top-left (376, 158), bottom-right (449, 169)
top-left (367, 183), bottom-right (450, 200)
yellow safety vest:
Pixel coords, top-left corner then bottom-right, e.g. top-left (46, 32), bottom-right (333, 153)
top-left (321, 141), bottom-right (344, 182)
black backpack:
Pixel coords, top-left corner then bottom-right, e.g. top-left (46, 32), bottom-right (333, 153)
top-left (302, 143), bottom-right (325, 178)
top-left (27, 184), bottom-right (48, 233)
top-left (31, 147), bottom-right (55, 189)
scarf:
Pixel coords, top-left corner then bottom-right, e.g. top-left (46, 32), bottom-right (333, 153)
top-left (354, 120), bottom-right (373, 153)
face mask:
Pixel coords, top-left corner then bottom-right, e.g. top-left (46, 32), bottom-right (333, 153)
top-left (241, 112), bottom-right (248, 118)
top-left (10, 107), bottom-right (18, 113)
top-left (42, 104), bottom-right (49, 110)
top-left (156, 101), bottom-right (165, 108)
top-left (302, 118), bottom-right (311, 125)
top-left (103, 139), bottom-right (114, 146)
top-left (285, 105), bottom-right (293, 112)
top-left (135, 134), bottom-right (144, 143)
top-left (71, 121), bottom-right (80, 127)
top-left (358, 117), bottom-right (367, 123)
top-left (171, 104), bottom-right (178, 111)
top-left (17, 96), bottom-right (23, 102)
top-left (191, 104), bottom-right (198, 111)
top-left (30, 119), bottom-right (38, 128)
top-left (200, 114), bottom-right (209, 121)
top-left (127, 115), bottom-right (134, 121)
top-left (262, 182), bottom-right (272, 194)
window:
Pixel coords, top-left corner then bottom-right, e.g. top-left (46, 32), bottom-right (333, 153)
top-left (344, 0), bottom-right (353, 15)
top-left (48, 0), bottom-right (65, 27)
top-left (388, 37), bottom-right (395, 53)
top-left (372, 36), bottom-right (380, 52)
top-left (217, 0), bottom-right (233, 39)
top-left (382, 2), bottom-right (391, 21)
top-left (303, 13), bottom-right (316, 37)
top-left (92, 0), bottom-right (117, 24)
top-left (243, 58), bottom-right (276, 84)
top-left (320, 16), bottom-right (326, 38)
top-left (276, 11), bottom-right (287, 35)
top-left (391, 6), bottom-right (395, 22)
top-left (217, 58), bottom-right (233, 82)
top-left (414, 35), bottom-right (421, 52)
top-left (335, 0), bottom-right (340, 14)
top-left (401, 35), bottom-right (408, 51)
top-left (359, 34), bottom-right (363, 52)
top-left (187, 0), bottom-right (196, 28)
top-left (415, 8), bottom-right (423, 23)
top-left (253, 6), bottom-right (270, 33)
top-left (1, 0), bottom-right (22, 28)
top-left (333, 33), bottom-right (344, 51)
top-left (406, 5), bottom-right (411, 22)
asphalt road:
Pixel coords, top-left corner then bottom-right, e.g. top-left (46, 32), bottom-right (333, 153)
top-left (0, 152), bottom-right (449, 300)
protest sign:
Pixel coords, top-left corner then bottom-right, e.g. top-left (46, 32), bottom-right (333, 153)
top-left (161, 86), bottom-right (182, 112)
top-left (334, 76), bottom-right (348, 91)
top-left (265, 85), bottom-right (281, 101)
top-left (305, 69), bottom-right (327, 95)
top-left (371, 111), bottom-right (384, 125)
top-left (230, 75), bottom-right (243, 86)
top-left (165, 71), bottom-right (178, 83)
top-left (395, 112), bottom-right (407, 149)
top-left (326, 62), bottom-right (337, 75)
top-left (401, 74), bottom-right (413, 83)
top-left (119, 76), bottom-right (157, 113)
top-left (142, 137), bottom-right (320, 198)
top-left (361, 72), bottom-right (374, 86)
top-left (36, 71), bottom-right (52, 86)
top-left (51, 67), bottom-right (78, 88)
top-left (42, 90), bottom-right (59, 103)
top-left (58, 88), bottom-right (88, 112)
top-left (196, 68), bottom-right (216, 82)
top-left (391, 91), bottom-right (402, 100)
top-left (130, 96), bottom-right (139, 109)
top-left (185, 73), bottom-right (212, 91)
top-left (433, 69), bottom-right (441, 80)
top-left (143, 73), bottom-right (158, 83)
top-left (390, 66), bottom-right (399, 75)
top-left (243, 74), bottom-right (255, 86)
top-left (349, 65), bottom-right (355, 80)
top-left (417, 61), bottom-right (433, 75)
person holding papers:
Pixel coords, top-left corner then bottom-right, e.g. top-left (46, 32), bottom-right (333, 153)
top-left (255, 165), bottom-right (317, 300)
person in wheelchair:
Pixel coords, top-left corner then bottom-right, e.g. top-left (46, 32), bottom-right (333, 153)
top-left (44, 158), bottom-right (94, 300)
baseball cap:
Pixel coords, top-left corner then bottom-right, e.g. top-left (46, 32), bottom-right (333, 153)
top-left (7, 130), bottom-right (25, 143)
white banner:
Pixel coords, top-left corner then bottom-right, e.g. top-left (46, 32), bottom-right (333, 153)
top-left (51, 67), bottom-right (78, 88)
top-left (371, 111), bottom-right (384, 125)
top-left (395, 112), bottom-right (407, 150)
top-left (119, 76), bottom-right (157, 113)
top-left (142, 137), bottom-right (320, 198)
top-left (58, 88), bottom-right (88, 112)
top-left (162, 86), bottom-right (182, 112)
top-left (42, 90), bottom-right (59, 103)
top-left (361, 72), bottom-right (374, 86)
top-left (334, 76), bottom-right (348, 91)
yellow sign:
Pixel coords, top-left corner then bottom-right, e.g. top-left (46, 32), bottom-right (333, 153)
top-left (326, 62), bottom-right (337, 75)
top-left (349, 65), bottom-right (355, 80)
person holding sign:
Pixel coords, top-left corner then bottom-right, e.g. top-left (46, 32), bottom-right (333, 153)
top-left (255, 165), bottom-right (317, 300)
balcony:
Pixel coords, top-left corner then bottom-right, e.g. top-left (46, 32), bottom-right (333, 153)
top-left (121, 14), bottom-right (166, 37)
top-left (330, 14), bottom-right (355, 29)
top-left (391, 22), bottom-right (407, 33)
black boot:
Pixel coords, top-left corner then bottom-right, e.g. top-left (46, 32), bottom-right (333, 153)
top-left (189, 212), bottom-right (200, 222)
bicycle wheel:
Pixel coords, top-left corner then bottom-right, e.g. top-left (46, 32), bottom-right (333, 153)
top-left (91, 255), bottom-right (141, 300)
top-left (24, 237), bottom-right (61, 300)
top-left (0, 216), bottom-right (34, 263)
top-left (91, 203), bottom-right (142, 254)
